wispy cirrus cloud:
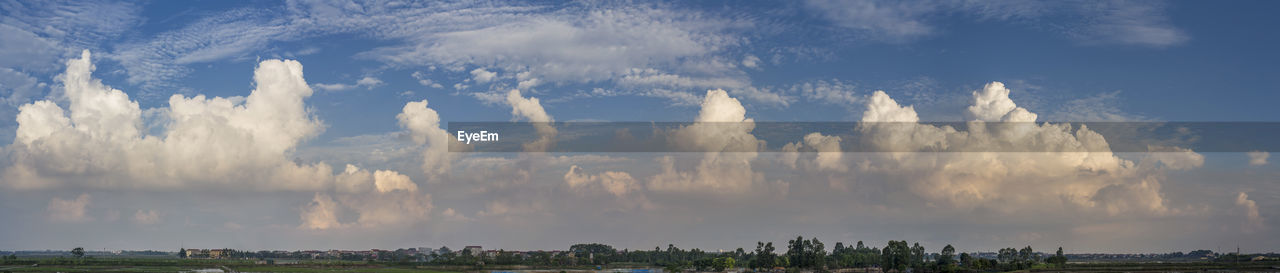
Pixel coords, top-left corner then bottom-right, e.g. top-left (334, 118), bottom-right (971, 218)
top-left (313, 76), bottom-right (383, 92)
top-left (104, 1), bottom-right (787, 105)
top-left (789, 79), bottom-right (861, 107)
top-left (803, 0), bottom-right (941, 42)
top-left (1068, 0), bottom-right (1189, 47)
top-left (0, 0), bottom-right (141, 67)
top-left (356, 3), bottom-right (782, 105)
top-left (804, 0), bottom-right (1188, 46)
top-left (109, 8), bottom-right (294, 98)
top-left (0, 0), bottom-right (142, 129)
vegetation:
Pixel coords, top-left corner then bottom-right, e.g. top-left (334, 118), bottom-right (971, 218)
top-left (1044, 247), bottom-right (1067, 267)
top-left (4, 239), bottom-right (1073, 272)
top-left (11, 238), bottom-right (1280, 273)
top-left (368, 237), bottom-right (1066, 272)
top-left (1, 244), bottom-right (1277, 273)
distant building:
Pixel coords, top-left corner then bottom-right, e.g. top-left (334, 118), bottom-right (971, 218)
top-left (463, 246), bottom-right (483, 256)
top-left (183, 248), bottom-right (233, 259)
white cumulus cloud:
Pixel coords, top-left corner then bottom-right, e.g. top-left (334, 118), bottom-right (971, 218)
top-left (850, 81), bottom-right (1198, 217)
top-left (649, 89), bottom-right (775, 195)
top-left (1236, 192), bottom-right (1265, 233)
top-left (470, 68), bottom-right (497, 84)
top-left (505, 89), bottom-right (557, 152)
top-left (564, 165), bottom-right (652, 209)
top-left (397, 100), bottom-right (455, 179)
top-left (47, 193), bottom-right (91, 223)
top-left (132, 209), bottom-right (160, 225)
top-left (300, 166), bottom-right (433, 230)
top-left (374, 169), bottom-right (417, 193)
top-left (299, 193), bottom-right (340, 230)
top-left (4, 50), bottom-right (336, 191)
top-left (781, 132), bottom-right (847, 172)
top-left (1247, 151), bottom-right (1269, 166)
top-left (3, 49), bottom-right (428, 214)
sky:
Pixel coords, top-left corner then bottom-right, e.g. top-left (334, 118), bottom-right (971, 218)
top-left (0, 0), bottom-right (1277, 254)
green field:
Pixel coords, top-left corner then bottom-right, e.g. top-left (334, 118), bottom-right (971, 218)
top-left (3, 258), bottom-right (1279, 273)
top-left (1027, 261), bottom-right (1280, 272)
top-left (0, 265), bottom-right (460, 273)
top-left (0, 258), bottom-right (463, 273)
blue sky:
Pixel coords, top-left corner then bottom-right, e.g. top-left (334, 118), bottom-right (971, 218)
top-left (7, 0), bottom-right (1279, 140)
top-left (0, 0), bottom-right (1277, 253)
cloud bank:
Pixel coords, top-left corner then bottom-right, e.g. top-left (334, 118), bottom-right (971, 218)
top-left (6, 50), bottom-right (430, 231)
top-left (6, 50), bottom-right (336, 190)
top-left (850, 81), bottom-right (1200, 217)
top-left (648, 89), bottom-right (780, 196)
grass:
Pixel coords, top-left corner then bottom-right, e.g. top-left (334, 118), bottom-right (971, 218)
top-left (0, 262), bottom-right (462, 273)
top-left (232, 266), bottom-right (458, 272)
top-left (1, 267), bottom-right (457, 273)
top-left (3, 265), bottom-right (193, 272)
top-left (0, 258), bottom-right (445, 273)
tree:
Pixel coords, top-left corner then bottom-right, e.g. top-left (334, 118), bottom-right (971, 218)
top-left (713, 257), bottom-right (735, 271)
top-left (1058, 247), bottom-right (1067, 266)
top-left (752, 242), bottom-right (777, 269)
top-left (178, 248), bottom-right (186, 259)
top-left (570, 243), bottom-right (616, 265)
top-left (71, 247), bottom-right (85, 258)
top-left (959, 253), bottom-right (973, 269)
top-left (665, 260), bottom-right (689, 273)
top-left (787, 236), bottom-right (804, 268)
top-left (938, 244), bottom-right (956, 269)
top-left (1045, 247), bottom-right (1067, 267)
top-left (881, 241), bottom-right (910, 272)
top-left (1018, 246), bottom-right (1034, 268)
top-left (810, 237), bottom-right (826, 269)
top-left (779, 236), bottom-right (833, 269)
top-left (910, 243), bottom-right (925, 271)
top-left (997, 248), bottom-right (1016, 266)
top-left (570, 243), bottom-right (616, 256)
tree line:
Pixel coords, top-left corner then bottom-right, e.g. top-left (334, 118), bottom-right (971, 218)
top-left (153, 236), bottom-right (1069, 272)
top-left (414, 237), bottom-right (1067, 272)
